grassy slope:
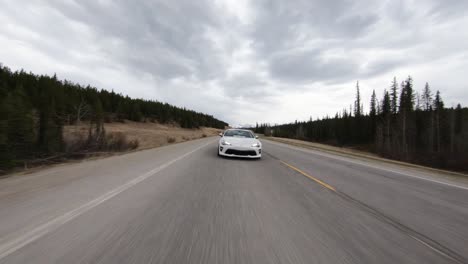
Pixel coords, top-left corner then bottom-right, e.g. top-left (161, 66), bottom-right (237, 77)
top-left (64, 120), bottom-right (222, 150)
top-left (1, 122), bottom-right (221, 176)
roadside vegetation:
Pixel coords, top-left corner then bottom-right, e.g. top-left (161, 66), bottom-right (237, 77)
top-left (255, 77), bottom-right (467, 171)
top-left (0, 64), bottom-right (227, 172)
top-left (65, 122), bottom-right (219, 151)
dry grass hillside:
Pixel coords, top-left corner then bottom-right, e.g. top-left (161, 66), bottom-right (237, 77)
top-left (1, 122), bottom-right (221, 175)
top-left (64, 121), bottom-right (222, 151)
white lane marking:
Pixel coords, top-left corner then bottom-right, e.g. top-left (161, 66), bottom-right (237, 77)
top-left (0, 140), bottom-right (213, 260)
top-left (265, 140), bottom-right (468, 191)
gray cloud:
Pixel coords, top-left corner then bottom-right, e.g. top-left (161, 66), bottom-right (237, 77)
top-left (426, 0), bottom-right (468, 20)
top-left (269, 49), bottom-right (359, 83)
top-left (47, 0), bottom-right (227, 80)
top-left (0, 0), bottom-right (467, 125)
top-left (222, 72), bottom-right (267, 96)
top-left (248, 0), bottom-right (384, 85)
top-left (250, 0), bottom-right (378, 55)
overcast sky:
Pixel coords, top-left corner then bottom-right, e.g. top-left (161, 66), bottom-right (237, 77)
top-left (1, 0), bottom-right (467, 126)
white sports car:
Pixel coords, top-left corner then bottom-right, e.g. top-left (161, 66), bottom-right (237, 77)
top-left (218, 129), bottom-right (262, 159)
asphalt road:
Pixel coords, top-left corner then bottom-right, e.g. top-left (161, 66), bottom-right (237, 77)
top-left (0, 137), bottom-right (467, 264)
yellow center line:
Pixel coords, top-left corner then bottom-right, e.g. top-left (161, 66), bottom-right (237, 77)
top-left (280, 161), bottom-right (336, 192)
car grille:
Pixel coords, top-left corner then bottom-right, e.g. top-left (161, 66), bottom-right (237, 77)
top-left (225, 149), bottom-right (257, 156)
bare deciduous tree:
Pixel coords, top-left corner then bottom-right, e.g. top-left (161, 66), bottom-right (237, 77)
top-left (74, 98), bottom-right (90, 125)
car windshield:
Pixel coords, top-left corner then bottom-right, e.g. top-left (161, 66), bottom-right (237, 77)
top-left (224, 130), bottom-right (254, 138)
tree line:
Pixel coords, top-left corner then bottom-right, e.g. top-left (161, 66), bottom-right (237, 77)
top-left (255, 77), bottom-right (467, 171)
top-left (0, 64), bottom-right (227, 170)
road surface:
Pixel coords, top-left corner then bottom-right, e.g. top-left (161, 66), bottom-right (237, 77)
top-left (0, 137), bottom-right (467, 263)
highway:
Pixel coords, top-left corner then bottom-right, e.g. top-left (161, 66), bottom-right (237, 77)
top-left (0, 137), bottom-right (467, 264)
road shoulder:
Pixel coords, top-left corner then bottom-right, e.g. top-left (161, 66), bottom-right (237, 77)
top-left (262, 137), bottom-right (468, 190)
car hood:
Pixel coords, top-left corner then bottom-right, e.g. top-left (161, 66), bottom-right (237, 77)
top-left (220, 137), bottom-right (260, 147)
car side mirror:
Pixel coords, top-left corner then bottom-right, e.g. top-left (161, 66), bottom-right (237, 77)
top-left (255, 135), bottom-right (259, 139)
top-left (219, 133), bottom-right (223, 137)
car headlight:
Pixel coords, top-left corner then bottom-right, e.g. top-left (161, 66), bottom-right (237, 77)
top-left (251, 142), bottom-right (261, 148)
top-left (221, 140), bottom-right (231, 146)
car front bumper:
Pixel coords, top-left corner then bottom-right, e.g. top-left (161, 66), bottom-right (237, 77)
top-left (218, 145), bottom-right (261, 158)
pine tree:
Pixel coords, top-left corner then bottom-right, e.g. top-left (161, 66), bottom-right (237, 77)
top-left (422, 82), bottom-right (432, 111)
top-left (130, 103), bottom-right (142, 122)
top-left (381, 90), bottom-right (391, 154)
top-left (0, 87), bottom-right (11, 168)
top-left (433, 90), bottom-right (444, 110)
top-left (0, 64), bottom-right (229, 171)
top-left (369, 89), bottom-right (377, 141)
top-left (92, 96), bottom-right (105, 136)
top-left (5, 88), bottom-right (35, 163)
top-left (370, 90), bottom-right (377, 117)
top-left (454, 104), bottom-right (462, 134)
top-left (398, 76), bottom-right (414, 156)
top-left (390, 77), bottom-right (398, 114)
top-left (354, 81), bottom-right (362, 117)
top-left (35, 76), bottom-right (64, 153)
top-left (381, 90), bottom-right (391, 116)
top-left (399, 76), bottom-right (414, 112)
top-left (433, 90), bottom-right (444, 153)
